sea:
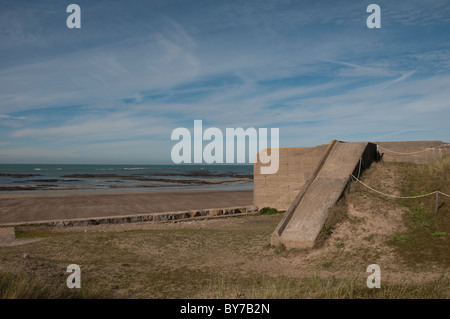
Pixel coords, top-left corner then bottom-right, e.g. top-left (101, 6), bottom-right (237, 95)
top-left (0, 164), bottom-right (254, 193)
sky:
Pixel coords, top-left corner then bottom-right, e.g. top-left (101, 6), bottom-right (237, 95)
top-left (0, 0), bottom-right (449, 164)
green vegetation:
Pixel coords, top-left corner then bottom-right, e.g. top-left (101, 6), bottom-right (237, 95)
top-left (431, 231), bottom-right (446, 237)
top-left (204, 274), bottom-right (449, 299)
top-left (0, 269), bottom-right (108, 299)
top-left (259, 207), bottom-right (286, 215)
top-left (390, 156), bottom-right (450, 267)
top-left (15, 227), bottom-right (62, 239)
top-left (321, 226), bottom-right (333, 235)
top-left (1, 262), bottom-right (448, 299)
top-left (393, 234), bottom-right (411, 243)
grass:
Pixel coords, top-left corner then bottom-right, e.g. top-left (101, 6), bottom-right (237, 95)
top-left (1, 156), bottom-right (449, 299)
top-left (2, 264), bottom-right (447, 299)
top-left (0, 216), bottom-right (285, 299)
top-left (15, 227), bottom-right (62, 239)
top-left (202, 274), bottom-right (449, 299)
top-left (388, 156), bottom-right (450, 268)
top-left (0, 268), bottom-right (109, 299)
top-left (431, 231), bottom-right (446, 237)
top-left (1, 213), bottom-right (449, 299)
top-left (259, 207), bottom-right (286, 215)
top-left (393, 234), bottom-right (411, 243)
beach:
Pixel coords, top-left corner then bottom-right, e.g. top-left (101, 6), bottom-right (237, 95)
top-left (0, 164), bottom-right (254, 224)
top-left (0, 189), bottom-right (253, 224)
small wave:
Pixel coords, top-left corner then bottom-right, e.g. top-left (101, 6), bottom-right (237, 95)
top-left (123, 168), bottom-right (147, 170)
top-left (33, 168), bottom-right (48, 171)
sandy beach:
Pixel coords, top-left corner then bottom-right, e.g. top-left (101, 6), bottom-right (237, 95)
top-left (0, 189), bottom-right (253, 224)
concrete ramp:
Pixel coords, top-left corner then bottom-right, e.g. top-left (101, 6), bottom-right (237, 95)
top-left (271, 141), bottom-right (377, 249)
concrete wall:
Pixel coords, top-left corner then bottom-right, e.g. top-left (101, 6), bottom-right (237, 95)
top-left (0, 205), bottom-right (258, 228)
top-left (253, 143), bottom-right (330, 211)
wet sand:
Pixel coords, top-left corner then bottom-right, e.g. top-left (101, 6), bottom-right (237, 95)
top-left (0, 190), bottom-right (253, 224)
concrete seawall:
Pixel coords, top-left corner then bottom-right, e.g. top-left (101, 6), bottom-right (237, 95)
top-left (0, 205), bottom-right (258, 228)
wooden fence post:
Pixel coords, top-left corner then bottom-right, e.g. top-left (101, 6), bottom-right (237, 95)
top-left (435, 192), bottom-right (439, 213)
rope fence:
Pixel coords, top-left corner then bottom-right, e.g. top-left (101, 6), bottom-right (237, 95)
top-left (348, 173), bottom-right (450, 212)
top-left (346, 142), bottom-right (450, 211)
top-left (377, 143), bottom-right (450, 156)
top-left (345, 142), bottom-right (450, 212)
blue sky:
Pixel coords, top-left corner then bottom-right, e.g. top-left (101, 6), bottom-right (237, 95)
top-left (1, 0), bottom-right (449, 164)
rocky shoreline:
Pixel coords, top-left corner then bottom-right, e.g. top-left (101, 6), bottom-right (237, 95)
top-left (0, 176), bottom-right (252, 192)
top-left (0, 169), bottom-right (253, 192)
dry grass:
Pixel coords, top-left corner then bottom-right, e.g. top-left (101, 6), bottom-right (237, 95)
top-left (387, 156), bottom-right (450, 269)
top-left (0, 268), bottom-right (108, 299)
top-left (203, 274), bottom-right (449, 299)
top-left (1, 157), bottom-right (449, 299)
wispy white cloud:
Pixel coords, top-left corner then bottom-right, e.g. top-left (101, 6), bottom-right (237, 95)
top-left (390, 69), bottom-right (417, 84)
top-left (1, 0), bottom-right (450, 163)
top-left (0, 114), bottom-right (26, 120)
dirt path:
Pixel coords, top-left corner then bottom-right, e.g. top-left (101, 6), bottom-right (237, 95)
top-left (0, 227), bottom-right (44, 247)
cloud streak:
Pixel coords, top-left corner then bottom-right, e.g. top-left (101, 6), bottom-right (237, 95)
top-left (1, 0), bottom-right (449, 163)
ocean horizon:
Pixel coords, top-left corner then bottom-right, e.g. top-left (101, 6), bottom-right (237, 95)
top-left (0, 164), bottom-right (254, 193)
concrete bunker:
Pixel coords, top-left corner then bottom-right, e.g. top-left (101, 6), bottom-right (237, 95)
top-left (254, 140), bottom-right (449, 249)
